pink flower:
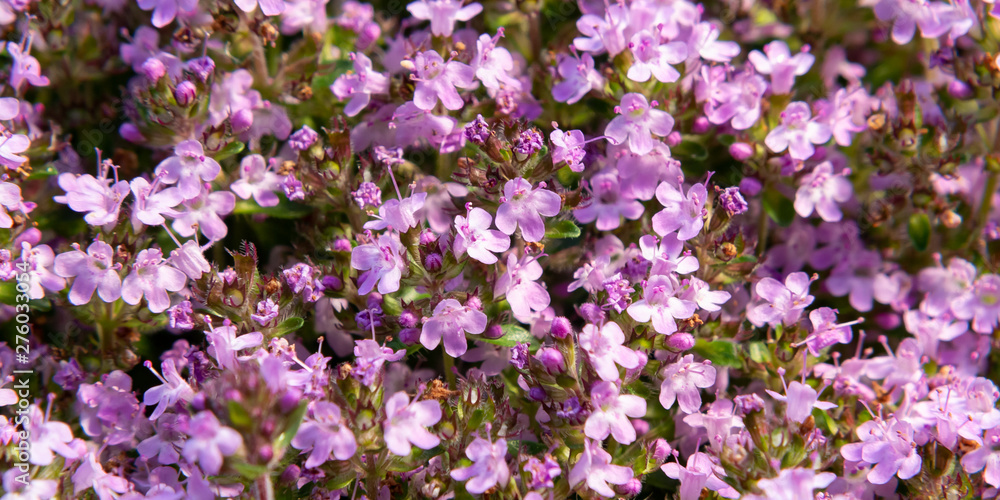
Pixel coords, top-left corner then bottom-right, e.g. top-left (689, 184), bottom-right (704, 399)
top-left (169, 240), bottom-right (211, 280)
top-left (626, 30), bottom-right (687, 83)
top-left (747, 40), bottom-right (815, 95)
top-left (473, 29), bottom-right (518, 91)
top-left (764, 101), bottom-right (832, 161)
top-left (550, 127), bottom-right (587, 172)
top-left (53, 163), bottom-right (130, 227)
top-left (605, 93), bottom-right (674, 156)
top-left (450, 435), bottom-right (510, 494)
top-left (745, 468), bottom-right (836, 500)
top-left (420, 298), bottom-right (487, 357)
top-left (143, 359), bottom-right (194, 420)
top-left (154, 141), bottom-right (222, 199)
top-left (495, 177), bottom-right (562, 242)
top-left (747, 272), bottom-right (815, 327)
top-left (686, 22), bottom-right (740, 64)
top-left (799, 307), bottom-right (861, 356)
top-left (765, 377), bottom-right (836, 424)
top-left (961, 428), bottom-right (1000, 488)
top-left (53, 240), bottom-right (122, 305)
top-left (794, 161), bottom-right (853, 222)
top-left (453, 207), bottom-right (510, 264)
top-left (121, 248), bottom-right (187, 313)
top-left (406, 0), bottom-right (482, 37)
top-left (7, 41), bottom-right (49, 91)
top-left (584, 381), bottom-right (647, 444)
top-left (171, 189), bottom-right (236, 242)
top-left (129, 176), bottom-right (183, 228)
top-left (552, 52), bottom-right (605, 105)
top-left (233, 0), bottom-right (284, 16)
top-left (951, 274), bottom-right (1000, 334)
top-left (627, 274), bottom-right (697, 336)
top-left (494, 253), bottom-right (551, 323)
top-left (573, 4), bottom-right (629, 56)
top-left (0, 133), bottom-right (30, 170)
top-left (351, 232), bottom-right (406, 295)
top-left (364, 193), bottom-right (427, 232)
top-left (652, 180), bottom-right (708, 241)
top-left (136, 0), bottom-right (198, 27)
top-left (568, 438), bottom-right (633, 498)
top-left (682, 399), bottom-right (745, 452)
top-left (578, 321), bottom-right (643, 382)
top-left (661, 452), bottom-right (740, 500)
top-left (182, 411), bottom-right (243, 475)
top-left (205, 319), bottom-right (263, 370)
top-left (659, 354), bottom-right (717, 414)
top-left (383, 391), bottom-right (442, 456)
top-left (574, 170), bottom-right (644, 231)
top-left (331, 53), bottom-right (389, 117)
top-left (409, 50), bottom-right (476, 111)
top-left (639, 233), bottom-right (699, 276)
top-left (291, 401), bottom-right (357, 467)
top-left (230, 155), bottom-right (282, 207)
top-left (840, 417), bottom-right (922, 484)
top-left (18, 242), bottom-right (66, 300)
top-left (704, 68), bottom-right (767, 130)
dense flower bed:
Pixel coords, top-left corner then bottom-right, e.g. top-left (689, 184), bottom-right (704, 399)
top-left (1, 0), bottom-right (999, 498)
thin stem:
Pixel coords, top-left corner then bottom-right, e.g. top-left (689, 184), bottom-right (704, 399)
top-left (443, 351), bottom-right (456, 390)
top-left (255, 475), bottom-right (275, 500)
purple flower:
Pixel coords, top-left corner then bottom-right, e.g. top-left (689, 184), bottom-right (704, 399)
top-left (473, 29), bottom-right (518, 91)
top-left (251, 298), bottom-right (279, 325)
top-left (552, 52), bottom-right (605, 105)
top-left (143, 359), bottom-right (194, 420)
top-left (420, 298), bottom-right (487, 357)
top-left (406, 0), bottom-right (482, 37)
top-left (18, 242), bottom-right (66, 300)
top-left (136, 0), bottom-right (197, 27)
top-left (569, 438), bottom-right (633, 498)
top-left (652, 180), bottom-right (708, 241)
top-left (450, 435), bottom-right (510, 495)
top-left (799, 307), bottom-right (861, 356)
top-left (661, 452), bottom-right (740, 500)
top-left (550, 127), bottom-right (587, 172)
top-left (627, 274), bottom-right (697, 336)
top-left (951, 274), bottom-right (1000, 334)
top-left (605, 93), bottom-right (674, 156)
top-left (496, 178), bottom-right (561, 242)
top-left (231, 155), bottom-right (282, 207)
top-left (747, 41), bottom-right (815, 94)
top-left (205, 319), bottom-right (263, 370)
top-left (683, 277), bottom-right (731, 312)
top-left (639, 233), bottom-right (699, 276)
top-left (72, 453), bottom-right (131, 500)
top-left (578, 321), bottom-right (643, 382)
top-left (453, 207), bottom-right (511, 265)
top-left (233, 0), bottom-right (284, 16)
top-left (574, 169), bottom-right (644, 231)
top-left (765, 377), bottom-right (836, 423)
top-left (718, 187), bottom-right (748, 216)
top-left (7, 41), bottom-right (49, 91)
top-left (840, 417), bottom-right (922, 484)
top-left (686, 22), bottom-right (740, 64)
top-left (353, 340), bottom-right (404, 385)
top-left (182, 411), bottom-right (243, 475)
top-left (364, 193), bottom-right (427, 232)
top-left (23, 405), bottom-right (79, 465)
top-left (514, 129), bottom-right (544, 158)
top-left (331, 53), bottom-right (389, 117)
top-left (682, 399), bottom-right (745, 452)
top-left (745, 468), bottom-right (836, 500)
top-left (351, 232), bottom-right (406, 295)
top-left (464, 115), bottom-right (491, 145)
top-left (573, 4), bottom-right (629, 56)
top-left (281, 0), bottom-right (331, 34)
top-left (794, 161), bottom-right (853, 222)
top-left (0, 132), bottom-right (30, 171)
top-left (129, 176), bottom-right (183, 228)
top-left (291, 401), bottom-right (357, 467)
top-left (352, 181), bottom-right (382, 208)
top-left (524, 455), bottom-right (561, 489)
top-left (873, 0), bottom-right (949, 44)
top-left (659, 354), bottom-right (717, 414)
top-left (289, 125), bottom-right (319, 151)
top-left (172, 189), bottom-right (236, 242)
top-left (168, 301), bottom-right (195, 330)
top-left (585, 380), bottom-right (647, 444)
top-left (121, 248), bottom-right (186, 314)
top-left (53, 240), bottom-right (122, 305)
top-left (764, 102), bottom-right (832, 161)
top-left (704, 68), bottom-right (767, 130)
top-left (747, 272), bottom-right (815, 327)
top-left (154, 141), bottom-right (222, 199)
top-left (494, 253), bottom-right (551, 323)
top-left (409, 50), bottom-right (476, 111)
top-left (53, 163), bottom-right (130, 226)
top-left (383, 391), bottom-right (441, 456)
top-left (627, 30), bottom-right (687, 83)
top-left (961, 428), bottom-right (1000, 488)
top-left (0, 181), bottom-right (23, 228)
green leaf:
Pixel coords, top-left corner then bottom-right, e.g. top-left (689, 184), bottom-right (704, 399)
top-left (233, 199), bottom-right (313, 219)
top-left (762, 189), bottom-right (795, 227)
top-left (26, 163), bottom-right (59, 180)
top-left (545, 220), bottom-right (581, 240)
top-left (271, 317), bottom-right (305, 337)
top-left (692, 339), bottom-right (743, 368)
top-left (479, 324), bottom-right (538, 350)
top-left (729, 255), bottom-right (757, 264)
top-left (273, 401), bottom-right (308, 453)
top-left (748, 341), bottom-right (772, 364)
top-left (232, 462), bottom-right (268, 480)
top-left (672, 140), bottom-right (708, 161)
top-left (213, 141), bottom-right (245, 162)
top-left (908, 212), bottom-right (931, 252)
top-left (228, 400), bottom-right (252, 427)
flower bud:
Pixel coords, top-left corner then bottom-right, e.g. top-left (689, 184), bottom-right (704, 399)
top-left (419, 230), bottom-right (438, 246)
top-left (666, 131), bottom-right (682, 147)
top-left (666, 332), bottom-right (695, 351)
top-left (692, 116), bottom-right (711, 133)
top-left (366, 293), bottom-right (383, 308)
top-left (545, 318), bottom-right (572, 340)
top-left (141, 58), bottom-right (166, 81)
top-left (257, 444), bottom-right (274, 463)
top-left (119, 123), bottom-right (146, 143)
top-left (187, 56), bottom-right (216, 82)
top-left (279, 390), bottom-right (301, 413)
top-left (631, 419), bottom-right (649, 435)
top-left (332, 238), bottom-right (352, 252)
top-left (465, 295), bottom-right (483, 311)
top-left (231, 108), bottom-right (254, 133)
top-left (617, 478), bottom-right (643, 496)
top-left (528, 387), bottom-right (547, 401)
top-left (356, 22), bottom-right (381, 50)
top-left (729, 142), bottom-right (754, 161)
top-left (321, 275), bottom-right (343, 291)
top-left (398, 309), bottom-right (419, 328)
top-left (739, 176), bottom-right (762, 196)
top-left (280, 465), bottom-right (301, 484)
top-left (650, 438), bottom-right (671, 461)
top-left (948, 80), bottom-right (972, 99)
top-left (534, 347), bottom-right (564, 374)
top-left (577, 303), bottom-right (605, 325)
top-left (733, 393), bottom-right (765, 416)
top-left (484, 324), bottom-right (504, 339)
top-left (399, 327), bottom-right (420, 344)
top-left (424, 252), bottom-right (443, 271)
top-left (174, 80), bottom-right (197, 106)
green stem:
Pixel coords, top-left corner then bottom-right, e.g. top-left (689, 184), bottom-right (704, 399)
top-left (443, 351), bottom-right (456, 390)
top-left (255, 475), bottom-right (275, 500)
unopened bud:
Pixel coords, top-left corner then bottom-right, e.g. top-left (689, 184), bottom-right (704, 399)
top-left (231, 108), bottom-right (254, 133)
top-left (534, 347), bottom-right (564, 374)
top-left (617, 478), bottom-right (643, 496)
top-left (667, 332), bottom-right (695, 351)
top-left (549, 316), bottom-right (573, 339)
top-left (692, 117), bottom-right (711, 133)
top-left (141, 58), bottom-right (166, 81)
top-left (729, 142), bottom-right (754, 161)
top-left (650, 438), bottom-right (671, 461)
top-left (174, 80), bottom-right (197, 106)
top-left (424, 252), bottom-right (443, 271)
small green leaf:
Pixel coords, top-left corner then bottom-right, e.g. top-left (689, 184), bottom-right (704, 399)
top-left (479, 324), bottom-right (538, 350)
top-left (908, 212), bottom-right (931, 251)
top-left (692, 339), bottom-right (743, 368)
top-left (271, 317), bottom-right (305, 337)
top-left (762, 189), bottom-right (795, 227)
top-left (26, 163), bottom-right (59, 180)
top-left (730, 255), bottom-right (757, 264)
top-left (232, 462), bottom-right (268, 479)
top-left (672, 140), bottom-right (709, 161)
top-left (748, 341), bottom-right (772, 364)
top-left (545, 220), bottom-right (581, 239)
top-left (213, 141), bottom-right (245, 162)
top-left (228, 400), bottom-right (252, 427)
top-left (274, 401), bottom-right (308, 452)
